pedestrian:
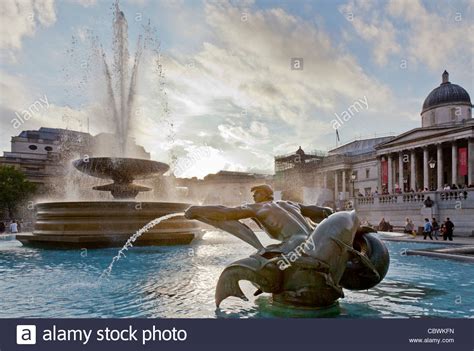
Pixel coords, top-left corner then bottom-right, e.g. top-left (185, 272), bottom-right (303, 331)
top-left (444, 217), bottom-right (455, 241)
top-left (431, 218), bottom-right (439, 240)
top-left (404, 218), bottom-right (416, 237)
top-left (423, 218), bottom-right (433, 240)
top-left (9, 220), bottom-right (18, 234)
top-left (0, 221), bottom-right (5, 234)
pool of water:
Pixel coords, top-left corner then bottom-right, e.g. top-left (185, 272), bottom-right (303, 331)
top-left (0, 232), bottom-right (473, 318)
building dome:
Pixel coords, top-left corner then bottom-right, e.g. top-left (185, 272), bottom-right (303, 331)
top-left (422, 71), bottom-right (471, 113)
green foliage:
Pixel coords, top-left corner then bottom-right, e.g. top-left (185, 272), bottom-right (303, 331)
top-left (0, 165), bottom-right (37, 219)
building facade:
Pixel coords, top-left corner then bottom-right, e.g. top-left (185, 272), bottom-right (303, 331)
top-left (177, 170), bottom-right (273, 206)
top-left (275, 71), bottom-right (474, 235)
top-left (0, 128), bottom-right (151, 193)
top-left (0, 127), bottom-right (93, 189)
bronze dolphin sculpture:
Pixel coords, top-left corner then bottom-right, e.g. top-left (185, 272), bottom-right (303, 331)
top-left (195, 210), bottom-right (390, 308)
top-left (215, 211), bottom-right (389, 307)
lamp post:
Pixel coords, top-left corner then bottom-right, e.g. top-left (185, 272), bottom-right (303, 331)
top-left (403, 178), bottom-right (408, 193)
top-left (351, 173), bottom-right (357, 197)
top-left (428, 158), bottom-right (436, 190)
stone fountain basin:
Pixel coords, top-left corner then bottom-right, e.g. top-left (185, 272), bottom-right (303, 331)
top-left (73, 157), bottom-right (169, 181)
top-left (17, 201), bottom-right (200, 249)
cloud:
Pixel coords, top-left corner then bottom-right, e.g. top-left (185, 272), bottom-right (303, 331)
top-left (0, 0), bottom-right (57, 61)
top-left (387, 0), bottom-right (474, 70)
top-left (0, 0), bottom-right (405, 177)
top-left (156, 1), bottom-right (393, 168)
top-left (341, 0), bottom-right (474, 70)
top-left (71, 0), bottom-right (97, 7)
top-left (339, 1), bottom-right (401, 66)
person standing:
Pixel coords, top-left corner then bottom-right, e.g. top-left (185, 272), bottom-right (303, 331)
top-left (9, 220), bottom-right (18, 234)
top-left (423, 218), bottom-right (433, 240)
top-left (431, 218), bottom-right (440, 240)
top-left (444, 217), bottom-right (455, 241)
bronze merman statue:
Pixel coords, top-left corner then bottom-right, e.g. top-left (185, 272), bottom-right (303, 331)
top-left (185, 185), bottom-right (389, 308)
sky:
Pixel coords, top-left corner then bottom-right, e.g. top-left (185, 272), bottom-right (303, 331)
top-left (0, 0), bottom-right (473, 178)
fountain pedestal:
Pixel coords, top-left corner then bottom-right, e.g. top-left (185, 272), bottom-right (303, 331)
top-left (18, 158), bottom-right (201, 248)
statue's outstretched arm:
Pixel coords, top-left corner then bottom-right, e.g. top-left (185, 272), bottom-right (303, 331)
top-left (185, 205), bottom-right (264, 249)
top-left (185, 205), bottom-right (255, 221)
top-left (298, 204), bottom-right (333, 223)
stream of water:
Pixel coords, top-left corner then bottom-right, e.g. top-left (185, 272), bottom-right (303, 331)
top-left (100, 212), bottom-right (184, 278)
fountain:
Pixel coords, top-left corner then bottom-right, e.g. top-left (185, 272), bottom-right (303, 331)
top-left (16, 2), bottom-right (200, 248)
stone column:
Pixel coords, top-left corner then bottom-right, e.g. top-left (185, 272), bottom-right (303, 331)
top-left (469, 138), bottom-right (474, 185)
top-left (342, 170), bottom-right (346, 198)
top-left (398, 151), bottom-right (404, 192)
top-left (387, 154), bottom-right (393, 193)
top-left (423, 146), bottom-right (429, 190)
top-left (451, 142), bottom-right (458, 186)
top-left (334, 171), bottom-right (339, 201)
top-left (410, 150), bottom-right (416, 191)
top-left (323, 172), bottom-right (328, 188)
top-left (377, 158), bottom-right (382, 191)
top-left (437, 143), bottom-right (443, 190)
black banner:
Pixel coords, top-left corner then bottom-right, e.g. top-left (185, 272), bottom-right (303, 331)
top-left (1, 318), bottom-right (472, 351)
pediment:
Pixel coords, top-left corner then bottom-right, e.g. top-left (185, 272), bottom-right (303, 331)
top-left (376, 125), bottom-right (465, 149)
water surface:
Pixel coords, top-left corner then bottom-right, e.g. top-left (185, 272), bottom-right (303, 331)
top-left (0, 232), bottom-right (472, 318)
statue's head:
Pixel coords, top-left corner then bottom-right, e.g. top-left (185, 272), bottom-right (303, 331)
top-left (251, 184), bottom-right (274, 203)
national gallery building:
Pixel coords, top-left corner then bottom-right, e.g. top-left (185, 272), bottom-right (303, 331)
top-left (274, 71), bottom-right (474, 236)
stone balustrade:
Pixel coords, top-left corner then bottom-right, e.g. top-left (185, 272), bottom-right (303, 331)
top-left (350, 189), bottom-right (474, 236)
top-left (353, 189), bottom-right (472, 208)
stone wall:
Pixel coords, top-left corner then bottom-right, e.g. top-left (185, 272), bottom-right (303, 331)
top-left (352, 189), bottom-right (474, 236)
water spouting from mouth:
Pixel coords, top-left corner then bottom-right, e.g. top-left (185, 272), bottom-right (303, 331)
top-left (100, 212), bottom-right (185, 278)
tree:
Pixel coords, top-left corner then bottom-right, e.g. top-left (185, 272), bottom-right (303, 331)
top-left (0, 165), bottom-right (37, 219)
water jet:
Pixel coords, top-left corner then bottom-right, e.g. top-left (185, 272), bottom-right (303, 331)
top-left (16, 1), bottom-right (200, 249)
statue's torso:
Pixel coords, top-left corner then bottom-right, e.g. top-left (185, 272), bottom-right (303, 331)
top-left (252, 202), bottom-right (311, 241)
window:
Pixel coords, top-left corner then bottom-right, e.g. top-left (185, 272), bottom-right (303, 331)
top-left (45, 146), bottom-right (53, 151)
top-left (366, 168), bottom-right (370, 178)
top-left (451, 108), bottom-right (456, 121)
top-left (430, 111), bottom-right (435, 124)
top-left (28, 145), bottom-right (37, 150)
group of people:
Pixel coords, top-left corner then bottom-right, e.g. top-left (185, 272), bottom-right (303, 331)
top-left (404, 217), bottom-right (455, 241)
top-left (0, 220), bottom-right (20, 234)
top-left (358, 183), bottom-right (474, 197)
top-left (422, 217), bottom-right (455, 241)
